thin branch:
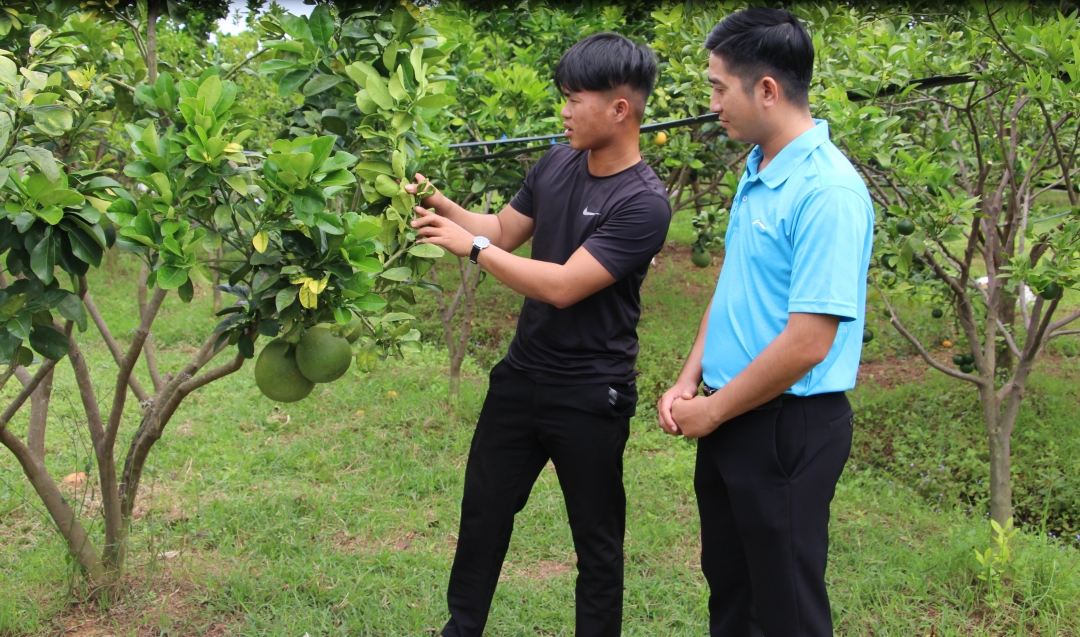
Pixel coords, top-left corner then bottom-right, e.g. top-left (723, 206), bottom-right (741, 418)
top-left (83, 288), bottom-right (149, 403)
top-left (222, 48), bottom-right (270, 81)
top-left (995, 318), bottom-right (1022, 360)
top-left (1047, 330), bottom-right (1080, 341)
top-left (878, 286), bottom-right (982, 384)
top-left (105, 286), bottom-right (167, 449)
top-left (0, 360), bottom-right (61, 432)
top-left (1047, 308), bottom-right (1080, 334)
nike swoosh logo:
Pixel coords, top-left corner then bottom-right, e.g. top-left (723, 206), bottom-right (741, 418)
top-left (583, 208), bottom-right (599, 216)
top-left (752, 219), bottom-right (768, 231)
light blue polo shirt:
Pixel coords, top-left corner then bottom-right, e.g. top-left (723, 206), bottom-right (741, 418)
top-left (700, 119), bottom-right (874, 396)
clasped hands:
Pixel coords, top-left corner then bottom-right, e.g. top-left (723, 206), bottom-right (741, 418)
top-left (403, 173), bottom-right (474, 258)
top-left (657, 382), bottom-right (721, 439)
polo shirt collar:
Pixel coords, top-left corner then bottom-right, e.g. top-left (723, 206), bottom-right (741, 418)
top-left (747, 119), bottom-right (831, 189)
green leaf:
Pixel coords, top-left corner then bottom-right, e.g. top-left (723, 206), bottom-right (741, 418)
top-left (197, 74), bottom-right (223, 110)
top-left (39, 188), bottom-right (84, 208)
top-left (34, 205), bottom-right (64, 225)
top-left (303, 73), bottom-right (343, 96)
top-left (29, 324), bottom-right (69, 360)
top-left (22, 146), bottom-right (60, 182)
top-left (33, 104), bottom-right (73, 136)
top-left (56, 293), bottom-right (87, 332)
top-left (353, 293), bottom-right (386, 311)
top-left (388, 73), bottom-right (408, 102)
top-left (308, 4), bottom-right (334, 46)
top-left (414, 93), bottom-right (454, 109)
top-left (280, 14), bottom-right (313, 44)
top-left (408, 243), bottom-right (444, 259)
top-left (0, 56), bottom-right (16, 87)
top-left (380, 266), bottom-right (412, 281)
top-left (30, 232), bottom-right (58, 284)
top-left (276, 286), bottom-right (299, 312)
top-left (178, 277), bottom-right (194, 303)
top-left (156, 265), bottom-right (189, 290)
top-left (364, 74), bottom-right (393, 109)
top-left (278, 69), bottom-right (313, 96)
top-left (374, 174), bottom-right (400, 198)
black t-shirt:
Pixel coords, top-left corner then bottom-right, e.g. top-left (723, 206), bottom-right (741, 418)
top-left (505, 143), bottom-right (671, 384)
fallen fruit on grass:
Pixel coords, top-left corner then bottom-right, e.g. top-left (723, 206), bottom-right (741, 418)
top-left (1040, 282), bottom-right (1062, 300)
top-left (952, 354), bottom-right (965, 365)
top-left (691, 248), bottom-right (712, 268)
top-left (654, 131), bottom-right (668, 145)
top-left (932, 308), bottom-right (944, 319)
top-left (942, 340), bottom-right (953, 348)
top-left (863, 328), bottom-right (874, 343)
top-left (255, 339), bottom-right (315, 403)
top-left (296, 325), bottom-right (353, 383)
top-left (896, 218), bottom-right (915, 235)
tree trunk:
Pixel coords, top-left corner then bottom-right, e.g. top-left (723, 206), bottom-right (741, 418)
top-left (982, 390), bottom-right (1013, 524)
top-left (26, 367), bottom-right (53, 460)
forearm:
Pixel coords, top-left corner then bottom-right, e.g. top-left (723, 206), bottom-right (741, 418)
top-left (705, 333), bottom-right (818, 422)
top-left (703, 315), bottom-right (837, 426)
top-left (675, 302), bottom-right (712, 387)
top-left (475, 246), bottom-right (571, 307)
top-left (431, 195), bottom-right (504, 242)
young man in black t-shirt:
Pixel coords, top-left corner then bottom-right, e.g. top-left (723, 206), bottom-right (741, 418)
top-left (406, 33), bottom-right (671, 637)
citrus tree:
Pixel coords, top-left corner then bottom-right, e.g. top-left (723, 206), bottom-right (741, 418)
top-left (812, 4), bottom-right (1080, 526)
top-left (0, 2), bottom-right (449, 590)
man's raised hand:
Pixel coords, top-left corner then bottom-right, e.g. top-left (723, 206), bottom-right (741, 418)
top-left (404, 173), bottom-right (448, 215)
top-left (410, 207), bottom-right (475, 258)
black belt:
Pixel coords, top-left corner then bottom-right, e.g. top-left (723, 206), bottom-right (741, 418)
top-left (701, 384), bottom-right (787, 411)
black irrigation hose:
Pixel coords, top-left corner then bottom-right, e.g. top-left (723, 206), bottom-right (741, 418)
top-left (448, 73), bottom-right (982, 161)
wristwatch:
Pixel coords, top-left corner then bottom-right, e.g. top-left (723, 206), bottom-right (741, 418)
top-left (469, 236), bottom-right (491, 264)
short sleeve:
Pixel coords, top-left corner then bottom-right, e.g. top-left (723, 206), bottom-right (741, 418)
top-left (509, 147), bottom-right (557, 218)
top-left (788, 186), bottom-right (872, 321)
top-left (582, 193), bottom-right (671, 280)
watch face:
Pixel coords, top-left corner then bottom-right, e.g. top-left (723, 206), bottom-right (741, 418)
top-left (474, 236), bottom-right (491, 249)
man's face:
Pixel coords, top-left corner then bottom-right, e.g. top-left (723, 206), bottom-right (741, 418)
top-left (560, 90), bottom-right (620, 151)
top-left (708, 53), bottom-right (759, 143)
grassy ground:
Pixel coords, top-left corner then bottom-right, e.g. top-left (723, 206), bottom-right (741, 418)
top-left (2, 212), bottom-right (1079, 635)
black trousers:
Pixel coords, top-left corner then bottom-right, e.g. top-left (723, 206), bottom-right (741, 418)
top-left (695, 392), bottom-right (853, 637)
top-left (441, 360), bottom-right (637, 637)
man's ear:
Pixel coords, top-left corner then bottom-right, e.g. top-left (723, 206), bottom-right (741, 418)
top-left (760, 76), bottom-right (781, 107)
top-left (611, 95), bottom-right (632, 123)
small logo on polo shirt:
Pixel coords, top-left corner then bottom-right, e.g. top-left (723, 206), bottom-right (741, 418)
top-left (582, 208), bottom-right (599, 216)
top-left (752, 219), bottom-right (768, 231)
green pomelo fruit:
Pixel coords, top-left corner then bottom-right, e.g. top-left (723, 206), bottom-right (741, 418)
top-left (960, 363), bottom-right (975, 373)
top-left (896, 218), bottom-right (915, 235)
top-left (296, 325), bottom-right (353, 383)
top-left (881, 271), bottom-right (897, 285)
top-left (691, 249), bottom-right (712, 268)
top-left (963, 353), bottom-right (974, 365)
top-left (1040, 282), bottom-right (1062, 300)
top-left (952, 354), bottom-right (965, 366)
top-left (255, 339), bottom-right (315, 403)
top-left (344, 319), bottom-right (364, 344)
top-left (862, 328), bottom-right (874, 343)
top-left (931, 308), bottom-right (944, 319)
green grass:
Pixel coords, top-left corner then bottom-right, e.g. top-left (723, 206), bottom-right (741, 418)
top-left (2, 245), bottom-right (1079, 636)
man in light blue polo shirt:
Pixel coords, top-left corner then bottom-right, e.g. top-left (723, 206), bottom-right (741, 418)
top-left (657, 8), bottom-right (873, 637)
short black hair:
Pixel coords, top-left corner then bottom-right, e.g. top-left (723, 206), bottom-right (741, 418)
top-left (704, 8), bottom-right (813, 106)
top-left (554, 33), bottom-right (658, 117)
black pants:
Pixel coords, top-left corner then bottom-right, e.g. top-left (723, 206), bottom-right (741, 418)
top-left (441, 360), bottom-right (637, 637)
top-left (695, 392), bottom-right (853, 637)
